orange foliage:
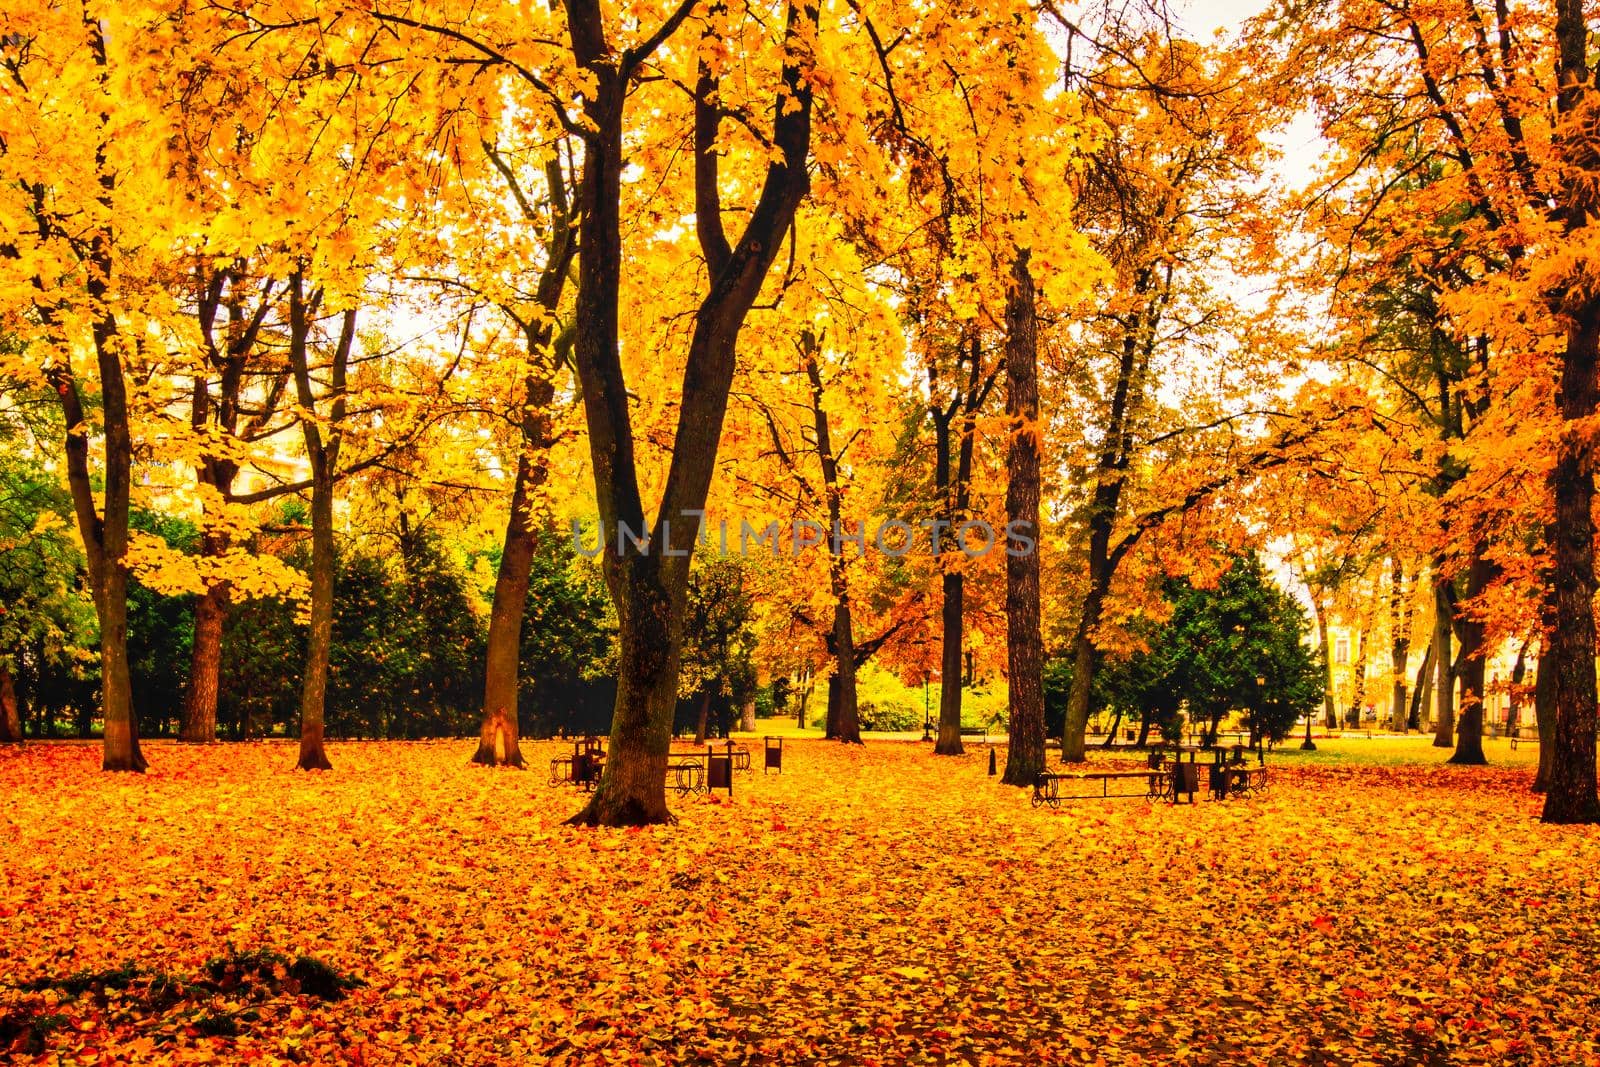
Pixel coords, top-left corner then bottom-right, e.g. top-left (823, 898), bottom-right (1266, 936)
top-left (2, 741), bottom-right (1597, 1065)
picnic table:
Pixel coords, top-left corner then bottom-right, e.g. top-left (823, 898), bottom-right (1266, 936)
top-left (1031, 746), bottom-right (1268, 808)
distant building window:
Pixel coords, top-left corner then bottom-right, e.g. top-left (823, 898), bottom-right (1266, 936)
top-left (1334, 638), bottom-right (1350, 665)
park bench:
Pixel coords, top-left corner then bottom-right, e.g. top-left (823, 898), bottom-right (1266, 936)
top-left (1032, 768), bottom-right (1167, 807)
top-left (959, 725), bottom-right (989, 743)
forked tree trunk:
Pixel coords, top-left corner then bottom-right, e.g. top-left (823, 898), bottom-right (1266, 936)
top-left (564, 0), bottom-right (815, 826)
top-left (1063, 268), bottom-right (1165, 762)
top-left (930, 332), bottom-right (999, 758)
top-left (1000, 252), bottom-right (1046, 787)
top-left (179, 268), bottom-right (276, 744)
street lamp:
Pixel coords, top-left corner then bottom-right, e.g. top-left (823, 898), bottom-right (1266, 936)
top-left (1300, 677), bottom-right (1317, 752)
top-left (1255, 675), bottom-right (1266, 756)
top-left (922, 672), bottom-right (933, 741)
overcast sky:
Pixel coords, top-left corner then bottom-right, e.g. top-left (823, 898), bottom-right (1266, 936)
top-left (1180, 0), bottom-right (1274, 36)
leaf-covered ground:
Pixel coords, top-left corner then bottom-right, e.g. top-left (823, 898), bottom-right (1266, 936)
top-left (2, 740), bottom-right (1597, 1066)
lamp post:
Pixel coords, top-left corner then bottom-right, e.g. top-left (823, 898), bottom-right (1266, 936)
top-left (1300, 679), bottom-right (1317, 752)
top-left (1254, 675), bottom-right (1266, 755)
top-left (922, 672), bottom-right (933, 741)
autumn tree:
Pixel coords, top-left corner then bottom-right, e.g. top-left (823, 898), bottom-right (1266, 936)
top-left (1048, 15), bottom-right (1303, 762)
top-left (837, 0), bottom-right (1096, 761)
top-left (560, 0), bottom-right (817, 824)
top-left (1000, 253), bottom-right (1046, 786)
top-left (0, 7), bottom-right (196, 770)
top-left (1274, 0), bottom-right (1600, 812)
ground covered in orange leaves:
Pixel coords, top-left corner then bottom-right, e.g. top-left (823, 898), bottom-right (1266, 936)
top-left (1, 740), bottom-right (1597, 1066)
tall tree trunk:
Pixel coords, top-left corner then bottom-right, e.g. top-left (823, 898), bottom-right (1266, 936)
top-left (1347, 626), bottom-right (1369, 728)
top-left (1540, 0), bottom-right (1600, 822)
top-left (1505, 641), bottom-right (1528, 737)
top-left (472, 155), bottom-right (572, 768)
top-left (564, 0), bottom-right (816, 826)
top-left (1063, 268), bottom-right (1164, 762)
top-left (801, 333), bottom-right (861, 744)
top-left (1312, 597), bottom-right (1337, 730)
top-left (473, 455), bottom-right (537, 768)
top-left (55, 343), bottom-right (143, 770)
top-left (36, 22), bottom-right (144, 772)
top-left (694, 687), bottom-right (711, 745)
top-left (0, 665), bottom-right (21, 743)
top-left (931, 335), bottom-right (991, 758)
top-left (1062, 627), bottom-right (1098, 763)
top-left (935, 570), bottom-right (965, 754)
top-left (286, 284), bottom-right (354, 772)
top-left (1431, 578), bottom-right (1455, 748)
top-left (1389, 559), bottom-right (1412, 733)
top-left (1001, 252), bottom-right (1045, 787)
top-left (179, 268), bottom-right (266, 744)
top-left (830, 603), bottom-right (860, 743)
top-left (1410, 638), bottom-right (1434, 731)
top-left (1448, 552), bottom-right (1495, 765)
top-left (180, 574), bottom-right (226, 743)
top-left (740, 699), bottom-right (755, 733)
top-left (574, 561), bottom-right (681, 826)
top-left (1533, 644), bottom-right (1557, 792)
top-left (1543, 352), bottom-right (1600, 818)
top-left (96, 388), bottom-right (141, 771)
top-left (296, 462), bottom-right (336, 771)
